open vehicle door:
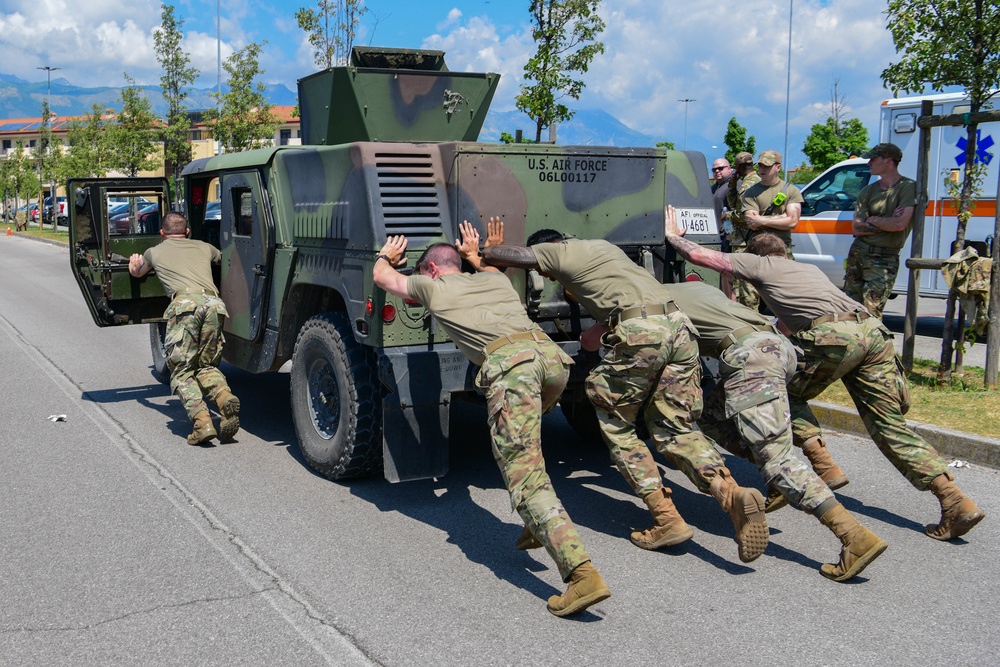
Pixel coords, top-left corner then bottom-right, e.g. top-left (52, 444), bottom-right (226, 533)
top-left (67, 178), bottom-right (172, 327)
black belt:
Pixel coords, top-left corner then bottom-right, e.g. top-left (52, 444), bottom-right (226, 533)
top-left (857, 241), bottom-right (900, 256)
top-left (717, 324), bottom-right (779, 355)
top-left (809, 310), bottom-right (871, 329)
top-left (609, 302), bottom-right (679, 327)
top-left (484, 330), bottom-right (550, 356)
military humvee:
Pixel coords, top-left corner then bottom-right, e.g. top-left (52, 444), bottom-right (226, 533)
top-left (67, 46), bottom-right (721, 483)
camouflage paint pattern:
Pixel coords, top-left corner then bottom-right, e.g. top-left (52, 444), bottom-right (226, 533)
top-left (699, 331), bottom-right (834, 512)
top-left (163, 293), bottom-right (231, 420)
top-left (476, 338), bottom-right (590, 581)
top-left (787, 317), bottom-right (948, 490)
top-left (585, 311), bottom-right (727, 494)
top-left (843, 241), bottom-right (900, 318)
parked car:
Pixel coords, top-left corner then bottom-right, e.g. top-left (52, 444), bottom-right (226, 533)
top-left (42, 196), bottom-right (68, 225)
top-left (110, 203), bottom-right (159, 234)
top-left (204, 200), bottom-right (221, 222)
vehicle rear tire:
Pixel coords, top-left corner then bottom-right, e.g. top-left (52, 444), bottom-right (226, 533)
top-left (290, 313), bottom-right (383, 480)
top-left (150, 322), bottom-right (171, 384)
top-left (560, 384), bottom-right (605, 444)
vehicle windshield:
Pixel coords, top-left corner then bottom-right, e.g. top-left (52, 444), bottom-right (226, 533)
top-left (801, 165), bottom-right (873, 215)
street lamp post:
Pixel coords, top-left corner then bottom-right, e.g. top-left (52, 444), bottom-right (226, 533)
top-left (678, 98), bottom-right (696, 150)
top-left (37, 65), bottom-right (60, 230)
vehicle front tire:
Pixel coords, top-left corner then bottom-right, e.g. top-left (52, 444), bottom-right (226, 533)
top-left (290, 313), bottom-right (383, 480)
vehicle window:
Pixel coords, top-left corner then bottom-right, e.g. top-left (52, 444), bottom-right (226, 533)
top-left (107, 194), bottom-right (164, 236)
top-left (233, 189), bottom-right (253, 237)
top-left (801, 165), bottom-right (872, 214)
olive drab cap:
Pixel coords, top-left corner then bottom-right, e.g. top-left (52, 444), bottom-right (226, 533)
top-left (757, 150), bottom-right (781, 166)
top-left (734, 152), bottom-right (754, 166)
top-left (863, 142), bottom-right (903, 164)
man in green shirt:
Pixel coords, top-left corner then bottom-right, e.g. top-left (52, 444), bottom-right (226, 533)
top-left (373, 221), bottom-right (610, 618)
top-left (128, 212), bottom-right (240, 446)
top-left (845, 142), bottom-right (918, 318)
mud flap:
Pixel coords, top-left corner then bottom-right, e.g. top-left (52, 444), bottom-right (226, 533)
top-left (379, 347), bottom-right (472, 482)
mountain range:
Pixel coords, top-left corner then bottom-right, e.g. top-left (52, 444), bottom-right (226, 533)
top-left (0, 73), bottom-right (658, 148)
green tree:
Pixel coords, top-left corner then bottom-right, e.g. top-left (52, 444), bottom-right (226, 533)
top-left (722, 118), bottom-right (756, 165)
top-left (37, 99), bottom-right (62, 227)
top-left (789, 162), bottom-right (819, 185)
top-left (108, 73), bottom-right (162, 178)
top-left (882, 0), bottom-right (1000, 249)
top-left (881, 0), bottom-right (1000, 380)
top-left (154, 3), bottom-right (199, 196)
top-left (2, 141), bottom-right (40, 228)
top-left (515, 0), bottom-right (605, 143)
top-left (60, 103), bottom-right (114, 179)
top-left (656, 140), bottom-right (676, 150)
top-left (499, 131), bottom-right (537, 144)
top-left (802, 117), bottom-right (869, 170)
top-left (296, 0), bottom-right (367, 68)
top-left (205, 42), bottom-right (277, 153)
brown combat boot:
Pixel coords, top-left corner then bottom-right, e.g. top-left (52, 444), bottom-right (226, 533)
top-left (514, 525), bottom-right (542, 550)
top-left (214, 390), bottom-right (241, 440)
top-left (802, 436), bottom-right (850, 489)
top-left (925, 472), bottom-right (985, 540)
top-left (708, 469), bottom-right (769, 563)
top-left (186, 410), bottom-right (217, 446)
top-left (818, 503), bottom-right (888, 581)
top-left (546, 561), bottom-right (611, 617)
top-left (764, 482), bottom-right (789, 514)
top-left (630, 486), bottom-right (694, 549)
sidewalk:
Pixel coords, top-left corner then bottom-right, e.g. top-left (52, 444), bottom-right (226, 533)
top-left (10, 230), bottom-right (999, 469)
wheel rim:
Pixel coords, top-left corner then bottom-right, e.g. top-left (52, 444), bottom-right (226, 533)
top-left (307, 356), bottom-right (340, 439)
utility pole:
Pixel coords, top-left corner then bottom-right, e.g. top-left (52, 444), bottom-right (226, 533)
top-left (37, 65), bottom-right (60, 230)
top-left (678, 98), bottom-right (696, 150)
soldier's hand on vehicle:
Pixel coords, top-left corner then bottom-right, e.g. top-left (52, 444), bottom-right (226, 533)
top-left (456, 221), bottom-right (481, 260)
top-left (484, 217), bottom-right (505, 248)
top-left (379, 235), bottom-right (408, 266)
top-left (663, 204), bottom-right (686, 237)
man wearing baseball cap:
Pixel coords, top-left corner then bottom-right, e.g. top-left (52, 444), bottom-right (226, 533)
top-left (845, 142), bottom-right (916, 318)
top-left (739, 150), bottom-right (804, 260)
top-left (725, 151), bottom-right (763, 307)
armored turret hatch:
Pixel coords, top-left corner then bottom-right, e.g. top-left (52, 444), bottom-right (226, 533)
top-left (297, 46), bottom-right (499, 145)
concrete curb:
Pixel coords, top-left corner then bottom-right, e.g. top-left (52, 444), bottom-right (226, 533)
top-left (811, 400), bottom-right (1000, 470)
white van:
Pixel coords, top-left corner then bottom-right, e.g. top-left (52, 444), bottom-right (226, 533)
top-left (792, 91), bottom-right (997, 298)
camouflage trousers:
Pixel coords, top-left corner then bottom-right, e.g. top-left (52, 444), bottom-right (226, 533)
top-left (477, 339), bottom-right (589, 581)
top-left (843, 240), bottom-right (900, 319)
top-left (586, 311), bottom-right (726, 497)
top-left (699, 331), bottom-right (834, 512)
top-left (164, 293), bottom-right (231, 421)
top-left (788, 318), bottom-right (948, 490)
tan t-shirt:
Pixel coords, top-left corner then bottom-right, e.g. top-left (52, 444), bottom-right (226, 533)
top-left (143, 238), bottom-right (221, 298)
top-left (854, 176), bottom-right (918, 249)
top-left (729, 253), bottom-right (866, 332)
top-left (406, 271), bottom-right (539, 366)
top-left (668, 282), bottom-right (773, 356)
top-left (740, 179), bottom-right (804, 247)
top-left (532, 238), bottom-right (674, 324)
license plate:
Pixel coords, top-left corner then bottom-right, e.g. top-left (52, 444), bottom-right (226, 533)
top-left (675, 208), bottom-right (719, 235)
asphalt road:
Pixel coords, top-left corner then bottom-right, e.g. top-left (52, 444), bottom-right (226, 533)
top-left (1, 236), bottom-right (997, 666)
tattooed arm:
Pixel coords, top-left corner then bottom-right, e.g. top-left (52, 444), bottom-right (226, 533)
top-left (663, 204), bottom-right (734, 276)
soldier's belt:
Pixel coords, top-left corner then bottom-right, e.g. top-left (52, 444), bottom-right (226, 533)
top-left (609, 302), bottom-right (679, 327)
top-left (857, 241), bottom-right (900, 256)
top-left (717, 323), bottom-right (779, 355)
top-left (808, 310), bottom-right (871, 330)
top-left (484, 330), bottom-right (551, 356)
top-left (174, 288), bottom-right (219, 298)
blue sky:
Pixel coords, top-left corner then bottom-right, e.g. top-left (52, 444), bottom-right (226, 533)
top-left (0, 1), bottom-right (939, 169)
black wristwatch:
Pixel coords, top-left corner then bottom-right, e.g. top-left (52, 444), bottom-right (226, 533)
top-left (376, 254), bottom-right (392, 265)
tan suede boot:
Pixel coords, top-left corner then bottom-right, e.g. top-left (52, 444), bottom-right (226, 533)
top-left (764, 482), bottom-right (789, 514)
top-left (925, 473), bottom-right (985, 540)
top-left (214, 390), bottom-right (241, 440)
top-left (802, 436), bottom-right (849, 489)
top-left (818, 503), bottom-right (888, 581)
top-left (187, 410), bottom-right (217, 446)
top-left (630, 487), bottom-right (694, 550)
top-left (514, 525), bottom-right (542, 550)
top-left (546, 561), bottom-right (611, 617)
top-left (708, 470), bottom-right (769, 563)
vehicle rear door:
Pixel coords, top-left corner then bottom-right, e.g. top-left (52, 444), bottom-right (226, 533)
top-left (67, 178), bottom-right (172, 327)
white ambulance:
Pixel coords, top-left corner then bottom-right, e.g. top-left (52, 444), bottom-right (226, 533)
top-left (792, 91), bottom-right (997, 298)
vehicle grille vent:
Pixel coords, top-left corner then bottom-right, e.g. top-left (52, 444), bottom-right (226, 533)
top-left (375, 152), bottom-right (443, 241)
